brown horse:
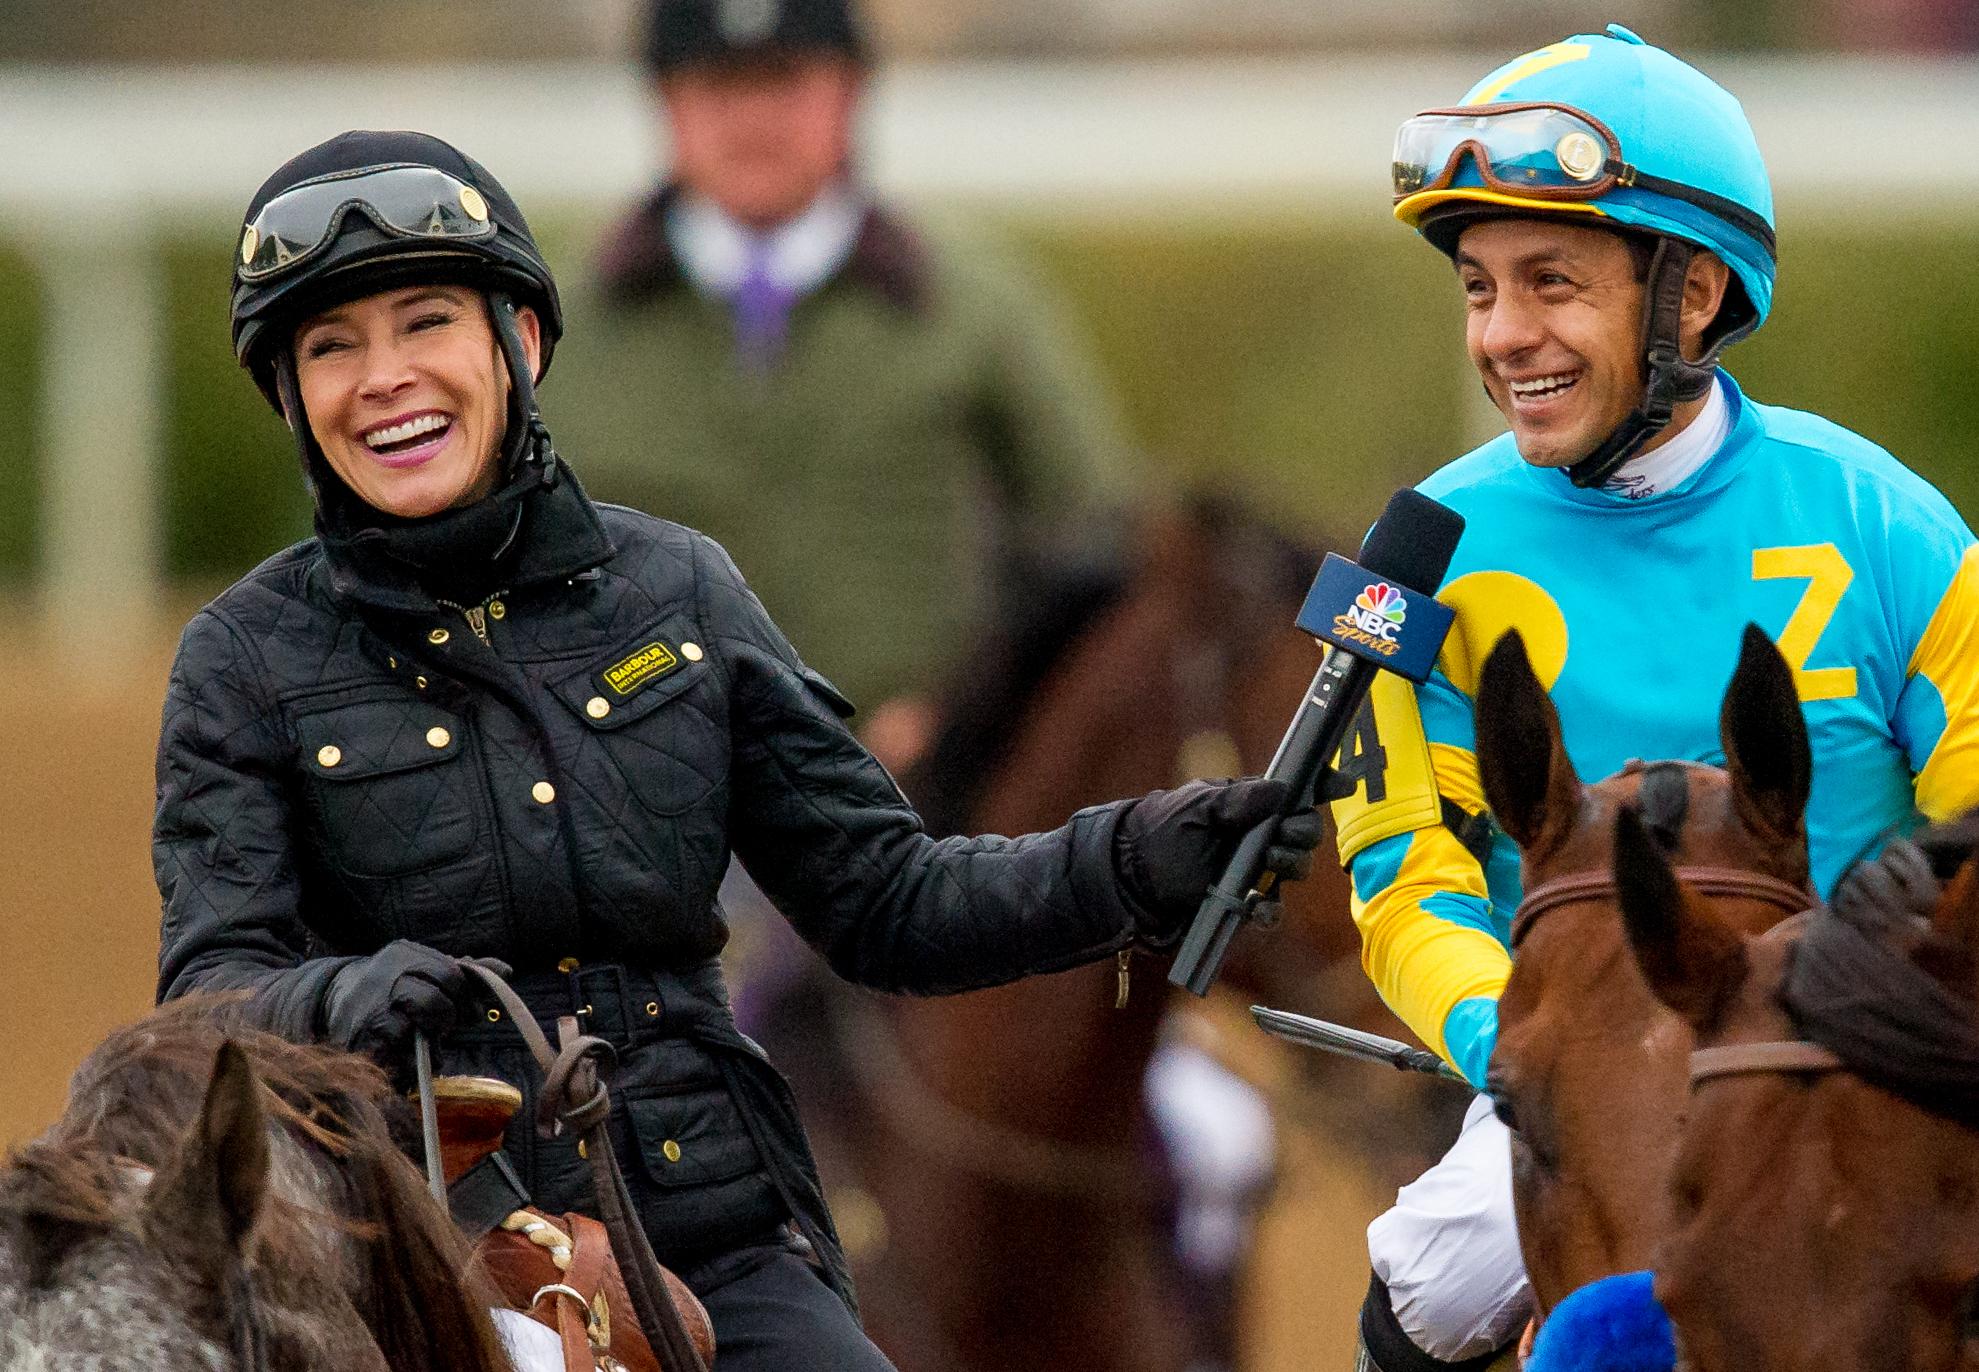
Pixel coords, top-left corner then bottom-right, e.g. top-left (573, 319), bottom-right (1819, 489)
top-left (1617, 809), bottom-right (1979, 1371)
top-left (0, 998), bottom-right (513, 1372)
top-left (1475, 624), bottom-right (1815, 1319)
top-left (744, 502), bottom-right (1449, 1372)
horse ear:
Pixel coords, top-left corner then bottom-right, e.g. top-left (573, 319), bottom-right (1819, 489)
top-left (1477, 630), bottom-right (1581, 852)
top-left (1721, 625), bottom-right (1812, 843)
top-left (145, 1041), bottom-right (269, 1270)
top-left (1615, 805), bottom-right (1749, 1032)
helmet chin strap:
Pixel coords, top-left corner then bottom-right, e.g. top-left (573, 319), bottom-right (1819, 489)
top-left (1564, 237), bottom-right (1720, 489)
top-left (487, 291), bottom-right (559, 488)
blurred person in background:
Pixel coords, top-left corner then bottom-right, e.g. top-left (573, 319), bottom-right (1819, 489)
top-left (154, 128), bottom-right (1323, 1371)
top-left (1328, 26), bottom-right (1979, 1372)
top-left (549, 0), bottom-right (1136, 772)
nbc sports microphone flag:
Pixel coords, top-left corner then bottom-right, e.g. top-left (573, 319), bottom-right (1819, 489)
top-left (1295, 554), bottom-right (1456, 683)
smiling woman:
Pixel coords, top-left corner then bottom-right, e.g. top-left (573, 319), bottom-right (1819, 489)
top-left (293, 284), bottom-right (539, 518)
top-left (152, 124), bottom-right (1322, 1372)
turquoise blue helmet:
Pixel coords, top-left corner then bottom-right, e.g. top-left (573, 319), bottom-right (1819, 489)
top-left (1393, 26), bottom-right (1777, 486)
top-left (1395, 25), bottom-right (1775, 329)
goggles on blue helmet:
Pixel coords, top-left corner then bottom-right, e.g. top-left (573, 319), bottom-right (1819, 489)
top-left (237, 163), bottom-right (498, 284)
top-left (1393, 102), bottom-right (1775, 259)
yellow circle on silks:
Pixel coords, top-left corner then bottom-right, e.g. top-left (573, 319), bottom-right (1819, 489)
top-left (1435, 571), bottom-right (1570, 696)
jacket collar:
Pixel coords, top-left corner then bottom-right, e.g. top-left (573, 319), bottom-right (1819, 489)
top-left (595, 180), bottom-right (932, 313)
top-left (318, 457), bottom-right (616, 612)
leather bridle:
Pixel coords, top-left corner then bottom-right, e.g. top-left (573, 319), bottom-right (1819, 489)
top-left (1688, 1038), bottom-right (1844, 1087)
top-left (1513, 866), bottom-right (1844, 1090)
top-left (1513, 866), bottom-right (1833, 1091)
top-left (1511, 866), bottom-right (1814, 950)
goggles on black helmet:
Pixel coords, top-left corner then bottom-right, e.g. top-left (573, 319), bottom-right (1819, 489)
top-left (1392, 101), bottom-right (1775, 253)
top-left (237, 163), bottom-right (497, 284)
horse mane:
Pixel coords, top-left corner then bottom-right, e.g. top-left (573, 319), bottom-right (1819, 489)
top-left (903, 496), bottom-right (1319, 838)
top-left (904, 551), bottom-right (1129, 837)
top-left (1, 997), bottom-right (512, 1372)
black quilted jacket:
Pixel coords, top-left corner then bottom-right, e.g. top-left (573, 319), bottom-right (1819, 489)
top-left (153, 467), bottom-right (1146, 1294)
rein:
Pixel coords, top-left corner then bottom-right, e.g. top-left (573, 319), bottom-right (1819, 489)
top-left (461, 962), bottom-right (711, 1372)
top-left (1512, 867), bottom-right (1813, 949)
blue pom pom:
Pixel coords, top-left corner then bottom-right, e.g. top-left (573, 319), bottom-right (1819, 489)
top-left (1525, 1272), bottom-right (1676, 1372)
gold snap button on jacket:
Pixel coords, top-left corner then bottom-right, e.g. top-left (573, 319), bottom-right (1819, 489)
top-left (661, 1139), bottom-right (682, 1164)
top-left (557, 956), bottom-right (580, 974)
top-left (425, 726), bottom-right (450, 749)
top-left (316, 745), bottom-right (342, 768)
top-left (488, 599), bottom-right (506, 620)
top-left (532, 781), bottom-right (556, 804)
top-left (427, 627), bottom-right (450, 645)
top-left (680, 641), bottom-right (704, 662)
top-left (586, 696), bottom-right (610, 719)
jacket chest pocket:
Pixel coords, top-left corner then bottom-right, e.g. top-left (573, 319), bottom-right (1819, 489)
top-left (295, 698), bottom-right (484, 879)
top-left (548, 633), bottom-right (724, 819)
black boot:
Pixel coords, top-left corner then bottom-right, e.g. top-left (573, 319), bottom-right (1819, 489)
top-left (1357, 1272), bottom-right (1511, 1372)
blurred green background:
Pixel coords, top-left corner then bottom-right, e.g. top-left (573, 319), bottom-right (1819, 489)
top-left (1, 208), bottom-right (1971, 585)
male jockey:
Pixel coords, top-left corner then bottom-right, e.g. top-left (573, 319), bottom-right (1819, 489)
top-left (1332, 26), bottom-right (1979, 1371)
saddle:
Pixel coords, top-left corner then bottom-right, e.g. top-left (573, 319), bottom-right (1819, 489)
top-left (430, 1073), bottom-right (715, 1372)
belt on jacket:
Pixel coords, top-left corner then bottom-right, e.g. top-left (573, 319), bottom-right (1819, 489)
top-left (451, 959), bottom-right (735, 1053)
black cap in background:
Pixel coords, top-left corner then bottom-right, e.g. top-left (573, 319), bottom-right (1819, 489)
top-left (643, 0), bottom-right (869, 74)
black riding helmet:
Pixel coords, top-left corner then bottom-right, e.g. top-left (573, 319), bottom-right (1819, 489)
top-left (230, 131), bottom-right (564, 502)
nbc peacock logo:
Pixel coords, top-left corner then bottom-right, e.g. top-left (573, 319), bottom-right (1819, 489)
top-left (1356, 583), bottom-right (1408, 626)
top-left (1332, 580), bottom-right (1410, 654)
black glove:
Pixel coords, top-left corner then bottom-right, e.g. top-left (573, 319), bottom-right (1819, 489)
top-left (1114, 777), bottom-right (1327, 944)
top-left (321, 940), bottom-right (490, 1064)
top-left (1833, 838), bottom-right (1941, 933)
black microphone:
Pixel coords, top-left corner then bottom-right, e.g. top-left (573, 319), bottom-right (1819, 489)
top-left (1168, 488), bottom-right (1466, 996)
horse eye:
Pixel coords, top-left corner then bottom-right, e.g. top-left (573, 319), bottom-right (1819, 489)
top-left (1484, 1069), bottom-right (1520, 1133)
top-left (1490, 1091), bottom-right (1518, 1131)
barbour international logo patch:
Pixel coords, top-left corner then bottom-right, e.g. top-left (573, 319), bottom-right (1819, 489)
top-left (602, 642), bottom-right (681, 697)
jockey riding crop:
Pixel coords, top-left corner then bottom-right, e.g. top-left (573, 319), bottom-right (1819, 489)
top-left (457, 960), bottom-right (712, 1372)
top-left (1251, 1004), bottom-right (1469, 1083)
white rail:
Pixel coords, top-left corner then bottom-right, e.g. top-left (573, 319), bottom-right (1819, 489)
top-left (2, 56), bottom-right (1975, 643)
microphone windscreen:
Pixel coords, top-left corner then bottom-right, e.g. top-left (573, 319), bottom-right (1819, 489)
top-left (1357, 488), bottom-right (1466, 595)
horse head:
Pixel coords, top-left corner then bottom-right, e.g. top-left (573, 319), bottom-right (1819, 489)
top-left (1475, 623), bottom-right (1813, 1315)
top-left (0, 1004), bottom-right (512, 1372)
top-left (0, 1039), bottom-right (277, 1372)
top-left (1621, 808), bottom-right (1979, 1371)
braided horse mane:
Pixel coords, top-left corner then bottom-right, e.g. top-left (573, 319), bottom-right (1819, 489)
top-left (0, 996), bottom-right (511, 1372)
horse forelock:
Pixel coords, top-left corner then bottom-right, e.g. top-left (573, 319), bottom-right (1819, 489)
top-left (1635, 762), bottom-right (1691, 851)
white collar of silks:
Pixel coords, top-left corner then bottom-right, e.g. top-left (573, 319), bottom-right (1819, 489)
top-left (665, 181), bottom-right (867, 299)
top-left (1597, 374), bottom-right (1732, 502)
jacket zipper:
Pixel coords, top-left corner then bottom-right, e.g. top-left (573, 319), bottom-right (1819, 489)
top-left (435, 590), bottom-right (510, 645)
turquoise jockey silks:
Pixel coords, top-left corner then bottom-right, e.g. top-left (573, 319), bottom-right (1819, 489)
top-left (1329, 372), bottom-right (1979, 1087)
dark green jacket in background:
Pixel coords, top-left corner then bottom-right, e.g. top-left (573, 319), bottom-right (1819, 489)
top-left (546, 185), bottom-right (1136, 707)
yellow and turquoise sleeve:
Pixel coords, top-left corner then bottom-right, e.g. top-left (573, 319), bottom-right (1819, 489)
top-left (1329, 670), bottom-right (1517, 1087)
top-left (1900, 542), bottom-right (1979, 822)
